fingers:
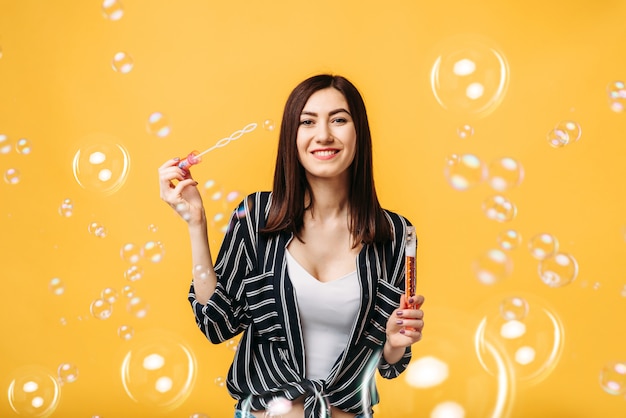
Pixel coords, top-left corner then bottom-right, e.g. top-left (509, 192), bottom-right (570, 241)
top-left (158, 157), bottom-right (181, 170)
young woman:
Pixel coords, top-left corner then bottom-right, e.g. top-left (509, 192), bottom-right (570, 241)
top-left (158, 74), bottom-right (425, 418)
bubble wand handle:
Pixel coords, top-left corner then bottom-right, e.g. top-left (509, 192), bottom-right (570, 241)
top-left (405, 226), bottom-right (418, 331)
top-left (177, 122), bottom-right (258, 172)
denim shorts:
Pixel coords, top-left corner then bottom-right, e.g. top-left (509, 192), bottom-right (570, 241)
top-left (235, 411), bottom-right (368, 418)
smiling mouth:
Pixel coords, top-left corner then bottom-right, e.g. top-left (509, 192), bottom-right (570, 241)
top-left (312, 150), bottom-right (339, 157)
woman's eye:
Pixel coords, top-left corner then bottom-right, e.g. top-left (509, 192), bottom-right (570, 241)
top-left (300, 119), bottom-right (313, 126)
top-left (332, 118), bottom-right (347, 124)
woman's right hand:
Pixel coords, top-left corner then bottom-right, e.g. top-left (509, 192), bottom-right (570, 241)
top-left (158, 158), bottom-right (205, 225)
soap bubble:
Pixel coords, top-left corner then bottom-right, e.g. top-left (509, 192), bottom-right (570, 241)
top-left (263, 119), bottom-right (275, 131)
top-left (0, 134), bottom-right (11, 154)
top-left (599, 361), bottom-right (626, 395)
top-left (430, 34), bottom-right (510, 119)
top-left (497, 229), bottom-right (522, 251)
top-left (72, 134), bottom-right (130, 195)
top-left (102, 0), bottom-right (124, 20)
top-left (48, 277), bottom-right (65, 296)
top-left (528, 233), bottom-right (559, 260)
top-left (112, 51), bottom-right (134, 73)
top-left (395, 306), bottom-right (514, 418)
top-left (124, 265), bottom-right (144, 282)
top-left (118, 324), bottom-right (135, 341)
top-left (88, 222), bottom-right (108, 238)
top-left (499, 296), bottom-right (529, 321)
top-left (147, 112), bottom-right (171, 137)
top-left (482, 195), bottom-right (517, 222)
top-left (58, 198), bottom-right (74, 217)
top-left (472, 248), bottom-right (512, 285)
top-left (91, 298), bottom-right (113, 320)
top-left (456, 124), bottom-right (474, 139)
top-left (57, 362), bottom-right (79, 384)
top-left (121, 330), bottom-right (197, 411)
top-left (488, 157), bottom-right (524, 191)
top-left (141, 241), bottom-right (165, 263)
top-left (16, 138), bottom-right (32, 154)
top-left (538, 252), bottom-right (579, 288)
top-left (475, 294), bottom-right (564, 387)
top-left (121, 242), bottom-right (141, 264)
top-left (607, 80), bottom-right (626, 113)
top-left (444, 153), bottom-right (486, 191)
top-left (7, 365), bottom-right (61, 417)
top-left (4, 167), bottom-right (20, 184)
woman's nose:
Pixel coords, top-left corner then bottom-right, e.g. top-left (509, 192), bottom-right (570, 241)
top-left (315, 123), bottom-right (332, 142)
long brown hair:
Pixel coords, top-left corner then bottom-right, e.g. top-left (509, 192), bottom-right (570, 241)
top-left (262, 74), bottom-right (392, 245)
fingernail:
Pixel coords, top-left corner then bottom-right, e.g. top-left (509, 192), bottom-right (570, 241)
top-left (396, 311), bottom-right (403, 316)
top-left (173, 157), bottom-right (180, 161)
top-left (399, 329), bottom-right (406, 334)
top-left (396, 319), bottom-right (403, 325)
top-left (409, 297), bottom-right (415, 304)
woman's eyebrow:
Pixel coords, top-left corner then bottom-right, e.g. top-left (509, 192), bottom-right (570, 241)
top-left (300, 108), bottom-right (351, 117)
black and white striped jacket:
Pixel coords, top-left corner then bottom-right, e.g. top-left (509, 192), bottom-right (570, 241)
top-left (189, 191), bottom-right (413, 417)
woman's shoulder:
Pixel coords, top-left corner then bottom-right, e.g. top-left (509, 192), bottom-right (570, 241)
top-left (382, 208), bottom-right (412, 230)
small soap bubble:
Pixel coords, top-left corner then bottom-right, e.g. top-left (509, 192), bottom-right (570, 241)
top-left (214, 376), bottom-right (226, 387)
top-left (112, 51), bottom-right (134, 74)
top-left (193, 264), bottom-right (211, 281)
top-left (141, 241), bottom-right (165, 263)
top-left (497, 229), bottom-right (522, 251)
top-left (57, 362), bottom-right (79, 384)
top-left (538, 252), bottom-right (579, 287)
top-left (621, 285), bottom-right (626, 298)
top-left (88, 222), bottom-right (108, 238)
top-left (121, 285), bottom-right (135, 298)
top-left (482, 194), bottom-right (517, 222)
top-left (101, 287), bottom-right (118, 304)
top-left (444, 153), bottom-right (486, 191)
top-left (555, 120), bottom-right (581, 143)
top-left (226, 190), bottom-right (241, 203)
top-left (225, 339), bottom-right (239, 352)
top-left (58, 198), bottom-right (74, 217)
top-left (4, 168), bottom-right (20, 184)
top-left (118, 324), bottom-right (135, 341)
top-left (547, 128), bottom-right (570, 148)
top-left (124, 265), bottom-right (144, 282)
top-left (127, 296), bottom-right (149, 318)
top-left (599, 361), bottom-right (626, 395)
top-left (72, 135), bottom-right (130, 195)
top-left (148, 223), bottom-right (158, 233)
top-left (49, 277), bottom-right (65, 296)
top-left (472, 248), bottom-right (512, 285)
top-left (15, 138), bottom-right (32, 154)
top-left (190, 413), bottom-right (210, 418)
top-left (121, 242), bottom-right (141, 264)
top-left (607, 80), bottom-right (626, 113)
top-left (90, 298), bottom-right (113, 320)
top-left (102, 0), bottom-right (124, 20)
top-left (263, 119), bottom-right (275, 131)
top-left (0, 134), bottom-right (11, 154)
top-left (488, 157), bottom-right (524, 191)
top-left (528, 233), bottom-right (559, 260)
top-left (456, 124), bottom-right (474, 139)
top-left (499, 296), bottom-right (529, 321)
top-left (147, 112), bottom-right (171, 137)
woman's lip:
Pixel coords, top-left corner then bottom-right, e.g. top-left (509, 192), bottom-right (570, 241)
top-left (311, 149), bottom-right (340, 160)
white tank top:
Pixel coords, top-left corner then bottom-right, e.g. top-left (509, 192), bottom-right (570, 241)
top-left (285, 249), bottom-right (361, 380)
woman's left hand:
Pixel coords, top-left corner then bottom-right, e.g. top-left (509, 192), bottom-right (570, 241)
top-left (385, 294), bottom-right (425, 349)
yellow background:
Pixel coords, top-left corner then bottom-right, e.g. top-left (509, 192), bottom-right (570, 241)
top-left (1, 0), bottom-right (626, 417)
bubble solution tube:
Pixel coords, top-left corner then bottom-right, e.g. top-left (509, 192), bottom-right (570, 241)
top-left (405, 226), bottom-right (418, 324)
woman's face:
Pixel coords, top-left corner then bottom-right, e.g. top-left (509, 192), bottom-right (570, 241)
top-left (296, 87), bottom-right (357, 183)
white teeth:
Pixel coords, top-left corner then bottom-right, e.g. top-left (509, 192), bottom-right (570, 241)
top-left (313, 150), bottom-right (337, 156)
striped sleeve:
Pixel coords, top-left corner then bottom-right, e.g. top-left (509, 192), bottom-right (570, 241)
top-left (188, 193), bottom-right (260, 343)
